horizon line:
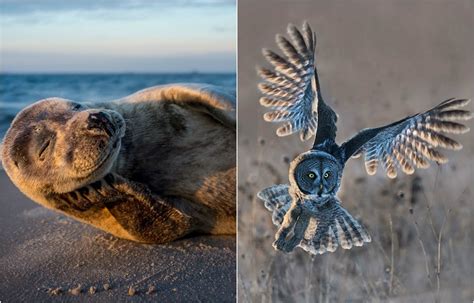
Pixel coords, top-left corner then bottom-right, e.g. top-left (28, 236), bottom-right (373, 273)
top-left (0, 71), bottom-right (236, 75)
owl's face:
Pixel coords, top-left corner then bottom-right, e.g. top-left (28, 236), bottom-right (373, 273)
top-left (289, 151), bottom-right (343, 198)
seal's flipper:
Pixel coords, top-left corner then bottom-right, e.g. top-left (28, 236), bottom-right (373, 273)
top-left (46, 174), bottom-right (195, 243)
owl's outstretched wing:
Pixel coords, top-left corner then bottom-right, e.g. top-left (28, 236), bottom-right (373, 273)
top-left (341, 98), bottom-right (472, 178)
top-left (258, 21), bottom-right (337, 142)
top-left (257, 184), bottom-right (292, 225)
top-left (298, 198), bottom-right (371, 255)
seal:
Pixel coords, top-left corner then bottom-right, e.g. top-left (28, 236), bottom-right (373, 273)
top-left (1, 83), bottom-right (236, 243)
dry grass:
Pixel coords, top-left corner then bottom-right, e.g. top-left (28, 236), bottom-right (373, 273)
top-left (237, 1), bottom-right (473, 301)
top-left (238, 141), bottom-right (472, 301)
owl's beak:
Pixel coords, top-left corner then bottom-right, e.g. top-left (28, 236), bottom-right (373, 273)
top-left (318, 184), bottom-right (323, 196)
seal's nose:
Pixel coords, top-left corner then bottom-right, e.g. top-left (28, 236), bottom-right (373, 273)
top-left (87, 112), bottom-right (114, 136)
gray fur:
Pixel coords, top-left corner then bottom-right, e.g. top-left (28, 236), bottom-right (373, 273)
top-left (2, 83), bottom-right (236, 243)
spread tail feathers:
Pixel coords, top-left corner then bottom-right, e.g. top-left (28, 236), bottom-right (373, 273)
top-left (258, 187), bottom-right (371, 255)
top-left (299, 200), bottom-right (371, 255)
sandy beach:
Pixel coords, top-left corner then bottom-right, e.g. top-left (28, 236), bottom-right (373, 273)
top-left (0, 171), bottom-right (236, 302)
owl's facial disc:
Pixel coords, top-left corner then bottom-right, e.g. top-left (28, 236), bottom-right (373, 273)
top-left (293, 156), bottom-right (341, 197)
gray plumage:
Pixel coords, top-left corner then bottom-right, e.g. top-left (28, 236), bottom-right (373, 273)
top-left (257, 21), bottom-right (472, 255)
top-left (342, 98), bottom-right (471, 178)
top-left (258, 151), bottom-right (371, 255)
top-left (258, 21), bottom-right (319, 141)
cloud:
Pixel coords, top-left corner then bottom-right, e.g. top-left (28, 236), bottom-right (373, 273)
top-left (0, 0), bottom-right (235, 15)
top-left (0, 0), bottom-right (236, 72)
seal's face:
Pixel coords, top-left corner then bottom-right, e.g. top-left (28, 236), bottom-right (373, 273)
top-left (1, 98), bottom-right (126, 195)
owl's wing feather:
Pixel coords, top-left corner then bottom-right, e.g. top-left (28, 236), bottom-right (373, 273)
top-left (299, 198), bottom-right (371, 255)
top-left (258, 21), bottom-right (338, 142)
top-left (340, 98), bottom-right (472, 178)
top-left (257, 184), bottom-right (292, 225)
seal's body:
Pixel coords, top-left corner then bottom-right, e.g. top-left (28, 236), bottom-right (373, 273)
top-left (1, 84), bottom-right (236, 243)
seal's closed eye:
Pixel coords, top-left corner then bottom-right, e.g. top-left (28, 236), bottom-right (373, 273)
top-left (38, 140), bottom-right (51, 160)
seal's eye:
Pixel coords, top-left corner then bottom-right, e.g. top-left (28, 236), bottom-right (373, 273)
top-left (38, 140), bottom-right (51, 160)
top-left (307, 172), bottom-right (315, 179)
top-left (324, 172), bottom-right (330, 179)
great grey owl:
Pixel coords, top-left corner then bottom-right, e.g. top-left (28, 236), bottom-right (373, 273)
top-left (256, 21), bottom-right (472, 255)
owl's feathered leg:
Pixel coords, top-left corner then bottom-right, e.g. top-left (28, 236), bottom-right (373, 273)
top-left (282, 211), bottom-right (311, 252)
top-left (273, 203), bottom-right (303, 252)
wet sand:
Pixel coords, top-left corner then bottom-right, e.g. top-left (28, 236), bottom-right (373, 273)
top-left (0, 171), bottom-right (236, 302)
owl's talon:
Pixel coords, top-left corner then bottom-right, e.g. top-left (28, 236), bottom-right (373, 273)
top-left (272, 238), bottom-right (288, 252)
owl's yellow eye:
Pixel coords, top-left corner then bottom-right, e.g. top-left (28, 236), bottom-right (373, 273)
top-left (324, 172), bottom-right (330, 179)
top-left (308, 172), bottom-right (315, 179)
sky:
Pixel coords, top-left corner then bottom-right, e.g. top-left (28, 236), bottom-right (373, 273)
top-left (0, 0), bottom-right (236, 73)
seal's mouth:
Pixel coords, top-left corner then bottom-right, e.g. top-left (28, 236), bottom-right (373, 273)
top-left (77, 136), bottom-right (120, 174)
top-left (73, 111), bottom-right (126, 178)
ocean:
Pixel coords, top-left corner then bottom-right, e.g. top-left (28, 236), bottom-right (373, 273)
top-left (0, 73), bottom-right (236, 138)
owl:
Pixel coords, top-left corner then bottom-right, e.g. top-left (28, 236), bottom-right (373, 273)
top-left (256, 21), bottom-right (472, 255)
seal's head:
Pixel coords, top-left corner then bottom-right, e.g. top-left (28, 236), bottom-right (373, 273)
top-left (1, 98), bottom-right (125, 197)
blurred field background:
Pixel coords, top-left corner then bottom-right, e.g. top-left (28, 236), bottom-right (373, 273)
top-left (238, 0), bottom-right (473, 302)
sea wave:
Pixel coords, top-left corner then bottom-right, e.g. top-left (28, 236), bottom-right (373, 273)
top-left (0, 73), bottom-right (236, 137)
